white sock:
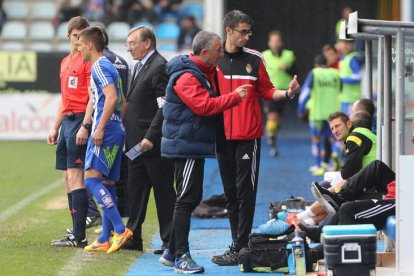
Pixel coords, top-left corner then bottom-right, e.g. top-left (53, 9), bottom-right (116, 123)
top-left (306, 208), bottom-right (316, 217)
top-left (296, 211), bottom-right (308, 220)
top-left (302, 217), bottom-right (316, 227)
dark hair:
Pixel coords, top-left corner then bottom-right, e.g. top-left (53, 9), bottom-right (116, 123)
top-left (268, 30), bottom-right (282, 40)
top-left (351, 111), bottom-right (372, 129)
top-left (129, 25), bottom-right (156, 49)
top-left (99, 27), bottom-right (109, 46)
top-left (314, 54), bottom-right (327, 66)
top-left (353, 98), bottom-right (375, 116)
top-left (78, 26), bottom-right (105, 52)
top-left (328, 111), bottom-right (349, 124)
top-left (67, 16), bottom-right (90, 35)
top-left (322, 44), bottom-right (337, 53)
top-left (223, 10), bottom-right (253, 29)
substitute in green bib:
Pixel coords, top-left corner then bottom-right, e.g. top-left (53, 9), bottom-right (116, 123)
top-left (297, 54), bottom-right (341, 176)
top-left (262, 30), bottom-right (296, 157)
top-left (337, 39), bottom-right (363, 115)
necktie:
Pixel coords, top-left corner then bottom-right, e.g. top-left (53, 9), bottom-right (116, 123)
top-left (133, 62), bottom-right (143, 81)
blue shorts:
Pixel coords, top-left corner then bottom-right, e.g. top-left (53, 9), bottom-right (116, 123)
top-left (341, 102), bottom-right (353, 116)
top-left (309, 120), bottom-right (333, 139)
top-left (85, 132), bottom-right (125, 181)
top-left (56, 114), bottom-right (87, 170)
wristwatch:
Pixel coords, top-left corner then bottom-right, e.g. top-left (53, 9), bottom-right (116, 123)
top-left (82, 123), bottom-right (91, 130)
top-left (285, 90), bottom-right (295, 100)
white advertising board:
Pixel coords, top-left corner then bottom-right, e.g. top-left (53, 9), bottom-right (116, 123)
top-left (0, 93), bottom-right (60, 140)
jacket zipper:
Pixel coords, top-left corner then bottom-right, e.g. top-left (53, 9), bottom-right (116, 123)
top-left (229, 58), bottom-right (233, 139)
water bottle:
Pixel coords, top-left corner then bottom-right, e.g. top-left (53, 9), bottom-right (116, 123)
top-left (292, 230), bottom-right (306, 275)
top-left (277, 205), bottom-right (288, 221)
top-left (268, 203), bottom-right (276, 220)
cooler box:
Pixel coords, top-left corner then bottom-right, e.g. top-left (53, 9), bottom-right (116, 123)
top-left (322, 224), bottom-right (377, 276)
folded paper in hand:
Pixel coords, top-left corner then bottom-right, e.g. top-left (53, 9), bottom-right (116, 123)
top-left (125, 143), bottom-right (143, 160)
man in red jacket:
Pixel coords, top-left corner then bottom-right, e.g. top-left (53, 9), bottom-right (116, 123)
top-left (212, 10), bottom-right (300, 266)
top-left (159, 30), bottom-right (250, 273)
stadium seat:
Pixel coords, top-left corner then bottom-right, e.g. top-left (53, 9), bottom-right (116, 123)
top-left (155, 23), bottom-right (180, 40)
top-left (28, 22), bottom-right (55, 41)
top-left (29, 42), bottom-right (53, 52)
top-left (131, 21), bottom-right (155, 30)
top-left (31, 2), bottom-right (57, 20)
top-left (181, 3), bottom-right (204, 21)
top-left (55, 42), bottom-right (70, 52)
top-left (158, 43), bottom-right (177, 52)
top-left (0, 41), bottom-right (25, 51)
top-left (107, 22), bottom-right (130, 42)
top-left (1, 21), bottom-right (27, 41)
top-left (56, 22), bottom-right (69, 41)
top-left (3, 1), bottom-right (30, 20)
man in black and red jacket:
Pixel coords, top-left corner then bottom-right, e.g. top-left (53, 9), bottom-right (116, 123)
top-left (212, 10), bottom-right (300, 266)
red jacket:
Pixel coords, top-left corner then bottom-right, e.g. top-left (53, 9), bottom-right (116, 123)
top-left (217, 47), bottom-right (276, 140)
top-left (174, 54), bottom-right (242, 116)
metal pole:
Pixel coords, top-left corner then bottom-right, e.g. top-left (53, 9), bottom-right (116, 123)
top-left (365, 40), bottom-right (373, 99)
top-left (383, 35), bottom-right (392, 167)
top-left (396, 29), bottom-right (405, 161)
top-left (376, 37), bottom-right (383, 160)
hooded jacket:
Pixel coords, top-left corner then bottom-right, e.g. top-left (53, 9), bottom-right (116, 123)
top-left (161, 54), bottom-right (242, 158)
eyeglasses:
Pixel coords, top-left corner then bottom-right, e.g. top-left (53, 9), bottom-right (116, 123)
top-left (232, 28), bottom-right (253, 36)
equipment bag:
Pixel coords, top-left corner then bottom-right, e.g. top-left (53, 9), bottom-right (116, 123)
top-left (239, 225), bottom-right (295, 273)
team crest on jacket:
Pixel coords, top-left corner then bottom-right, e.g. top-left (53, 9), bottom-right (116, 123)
top-left (245, 64), bottom-right (252, 74)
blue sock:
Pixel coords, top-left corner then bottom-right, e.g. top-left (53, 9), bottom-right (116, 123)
top-left (71, 188), bottom-right (88, 240)
top-left (85, 178), bottom-right (125, 235)
top-left (98, 184), bottom-right (118, 243)
top-left (311, 141), bottom-right (322, 167)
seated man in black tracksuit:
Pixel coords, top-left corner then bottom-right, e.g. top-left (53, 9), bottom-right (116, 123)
top-left (303, 160), bottom-right (395, 242)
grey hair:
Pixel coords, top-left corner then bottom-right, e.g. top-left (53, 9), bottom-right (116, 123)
top-left (192, 31), bottom-right (220, 56)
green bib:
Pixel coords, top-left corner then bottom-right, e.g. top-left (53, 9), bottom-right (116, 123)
top-left (339, 52), bottom-right (361, 103)
top-left (262, 49), bottom-right (295, 90)
top-left (308, 67), bottom-right (341, 121)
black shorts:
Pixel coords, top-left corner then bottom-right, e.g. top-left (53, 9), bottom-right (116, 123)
top-left (263, 99), bottom-right (288, 115)
top-left (56, 114), bottom-right (87, 170)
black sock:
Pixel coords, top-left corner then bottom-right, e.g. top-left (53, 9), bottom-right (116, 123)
top-left (67, 193), bottom-right (74, 227)
top-left (71, 188), bottom-right (88, 240)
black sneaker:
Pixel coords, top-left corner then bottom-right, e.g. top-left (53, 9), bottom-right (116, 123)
top-left (50, 233), bottom-right (87, 248)
top-left (298, 222), bottom-right (322, 243)
top-left (122, 238), bottom-right (143, 251)
top-left (211, 245), bottom-right (239, 266)
top-left (85, 216), bottom-right (102, 229)
top-left (311, 181), bottom-right (344, 215)
top-left (153, 244), bottom-right (167, 255)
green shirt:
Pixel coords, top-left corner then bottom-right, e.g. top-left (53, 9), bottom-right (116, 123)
top-left (262, 49), bottom-right (295, 90)
top-left (308, 67), bottom-right (341, 121)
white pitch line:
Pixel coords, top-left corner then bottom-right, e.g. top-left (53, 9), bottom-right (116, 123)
top-left (0, 178), bottom-right (62, 222)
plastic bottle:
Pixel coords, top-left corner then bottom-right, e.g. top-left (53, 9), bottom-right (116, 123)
top-left (277, 205), bottom-right (288, 221)
top-left (292, 230), bottom-right (306, 275)
top-left (268, 203), bottom-right (276, 220)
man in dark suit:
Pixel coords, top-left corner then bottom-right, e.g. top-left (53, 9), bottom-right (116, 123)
top-left (123, 25), bottom-right (176, 253)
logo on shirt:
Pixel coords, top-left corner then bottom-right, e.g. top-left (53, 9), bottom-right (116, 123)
top-left (68, 76), bottom-right (78, 88)
top-left (242, 153), bottom-right (250, 160)
top-left (246, 64), bottom-right (252, 74)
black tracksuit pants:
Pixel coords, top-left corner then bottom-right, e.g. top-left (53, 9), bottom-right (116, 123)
top-left (168, 158), bottom-right (205, 255)
top-left (217, 138), bottom-right (261, 250)
top-left (338, 160), bottom-right (396, 230)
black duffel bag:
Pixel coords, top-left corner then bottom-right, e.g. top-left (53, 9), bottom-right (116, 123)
top-left (239, 225), bottom-right (295, 273)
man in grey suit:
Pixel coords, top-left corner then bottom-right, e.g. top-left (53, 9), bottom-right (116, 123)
top-left (123, 25), bottom-right (176, 253)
